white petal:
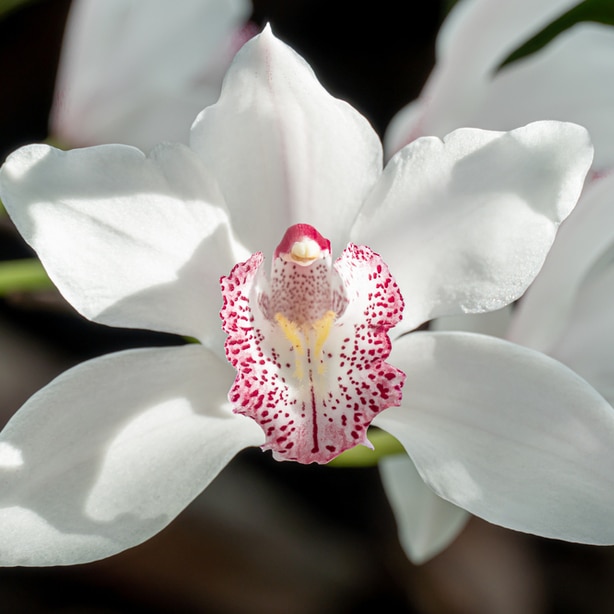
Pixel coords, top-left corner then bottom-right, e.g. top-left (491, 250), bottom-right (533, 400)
top-left (430, 306), bottom-right (513, 338)
top-left (190, 26), bottom-right (383, 255)
top-left (549, 264), bottom-right (614, 406)
top-left (51, 0), bottom-right (250, 149)
top-left (437, 0), bottom-right (580, 76)
top-left (509, 172), bottom-right (614, 353)
top-left (379, 454), bottom-right (470, 564)
top-left (0, 142), bottom-right (249, 347)
top-left (352, 121), bottom-right (592, 331)
top-left (0, 345), bottom-right (264, 565)
top-left (389, 0), bottom-right (581, 145)
top-left (375, 332), bottom-right (614, 544)
top-left (468, 24), bottom-right (614, 172)
top-left (383, 99), bottom-right (422, 160)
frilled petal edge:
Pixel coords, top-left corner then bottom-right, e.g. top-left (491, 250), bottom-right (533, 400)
top-left (375, 331), bottom-right (614, 544)
top-left (0, 345), bottom-right (264, 566)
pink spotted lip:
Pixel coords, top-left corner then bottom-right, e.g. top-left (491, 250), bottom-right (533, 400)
top-left (220, 224), bottom-right (405, 464)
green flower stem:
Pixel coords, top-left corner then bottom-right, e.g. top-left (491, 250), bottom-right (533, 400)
top-left (328, 428), bottom-right (405, 467)
top-left (0, 259), bottom-right (53, 295)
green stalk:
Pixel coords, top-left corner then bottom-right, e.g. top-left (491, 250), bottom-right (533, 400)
top-left (0, 259), bottom-right (53, 295)
top-left (328, 429), bottom-right (405, 467)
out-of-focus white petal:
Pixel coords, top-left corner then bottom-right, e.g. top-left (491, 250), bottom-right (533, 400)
top-left (437, 0), bottom-right (580, 77)
top-left (352, 121), bottom-right (592, 331)
top-left (0, 345), bottom-right (264, 566)
top-left (509, 172), bottom-right (614, 353)
top-left (375, 332), bottom-right (614, 544)
top-left (549, 264), bottom-right (614, 406)
top-left (390, 0), bottom-right (581, 144)
top-left (430, 306), bottom-right (513, 337)
top-left (379, 454), bottom-right (470, 564)
top-left (0, 143), bottom-right (249, 348)
top-left (51, 0), bottom-right (251, 149)
top-left (468, 24), bottom-right (614, 172)
top-left (190, 25), bottom-right (383, 254)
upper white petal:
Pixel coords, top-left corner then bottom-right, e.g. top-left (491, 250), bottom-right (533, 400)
top-left (0, 345), bottom-right (264, 566)
top-left (51, 0), bottom-right (250, 149)
top-left (379, 454), bottom-right (470, 564)
top-left (190, 25), bottom-right (383, 255)
top-left (0, 142), bottom-right (249, 348)
top-left (352, 121), bottom-right (592, 331)
top-left (375, 332), bottom-right (614, 544)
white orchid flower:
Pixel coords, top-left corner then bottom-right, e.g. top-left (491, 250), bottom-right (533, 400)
top-left (0, 27), bottom-right (611, 567)
top-left (50, 0), bottom-right (253, 150)
top-left (383, 0), bottom-right (614, 564)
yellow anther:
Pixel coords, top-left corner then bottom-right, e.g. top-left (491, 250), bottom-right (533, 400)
top-left (312, 310), bottom-right (336, 374)
top-left (275, 312), bottom-right (305, 379)
top-left (276, 310), bottom-right (337, 380)
top-left (275, 313), bottom-right (304, 354)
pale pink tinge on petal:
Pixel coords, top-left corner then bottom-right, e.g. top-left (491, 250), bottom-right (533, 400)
top-left (220, 226), bottom-right (405, 464)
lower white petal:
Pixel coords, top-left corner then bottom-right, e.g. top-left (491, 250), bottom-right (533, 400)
top-left (0, 345), bottom-right (263, 566)
top-left (375, 331), bottom-right (614, 544)
top-left (379, 454), bottom-right (470, 564)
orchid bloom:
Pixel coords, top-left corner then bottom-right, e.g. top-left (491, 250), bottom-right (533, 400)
top-left (382, 0), bottom-right (614, 563)
top-left (0, 27), bottom-right (613, 567)
top-left (50, 0), bottom-right (253, 150)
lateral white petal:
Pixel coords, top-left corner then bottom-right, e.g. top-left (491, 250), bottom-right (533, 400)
top-left (0, 142), bottom-right (248, 347)
top-left (352, 122), bottom-right (592, 331)
top-left (190, 25), bottom-right (383, 254)
top-left (379, 454), bottom-right (470, 564)
top-left (375, 332), bottom-right (614, 543)
top-left (0, 345), bottom-right (264, 566)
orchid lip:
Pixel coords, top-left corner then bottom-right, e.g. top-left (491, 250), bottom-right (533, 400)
top-left (220, 223), bottom-right (405, 464)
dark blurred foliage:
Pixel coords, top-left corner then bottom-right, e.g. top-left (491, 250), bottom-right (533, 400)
top-left (1, 1), bottom-right (614, 613)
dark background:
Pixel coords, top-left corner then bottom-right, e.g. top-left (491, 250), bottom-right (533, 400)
top-left (1, 1), bottom-right (614, 613)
